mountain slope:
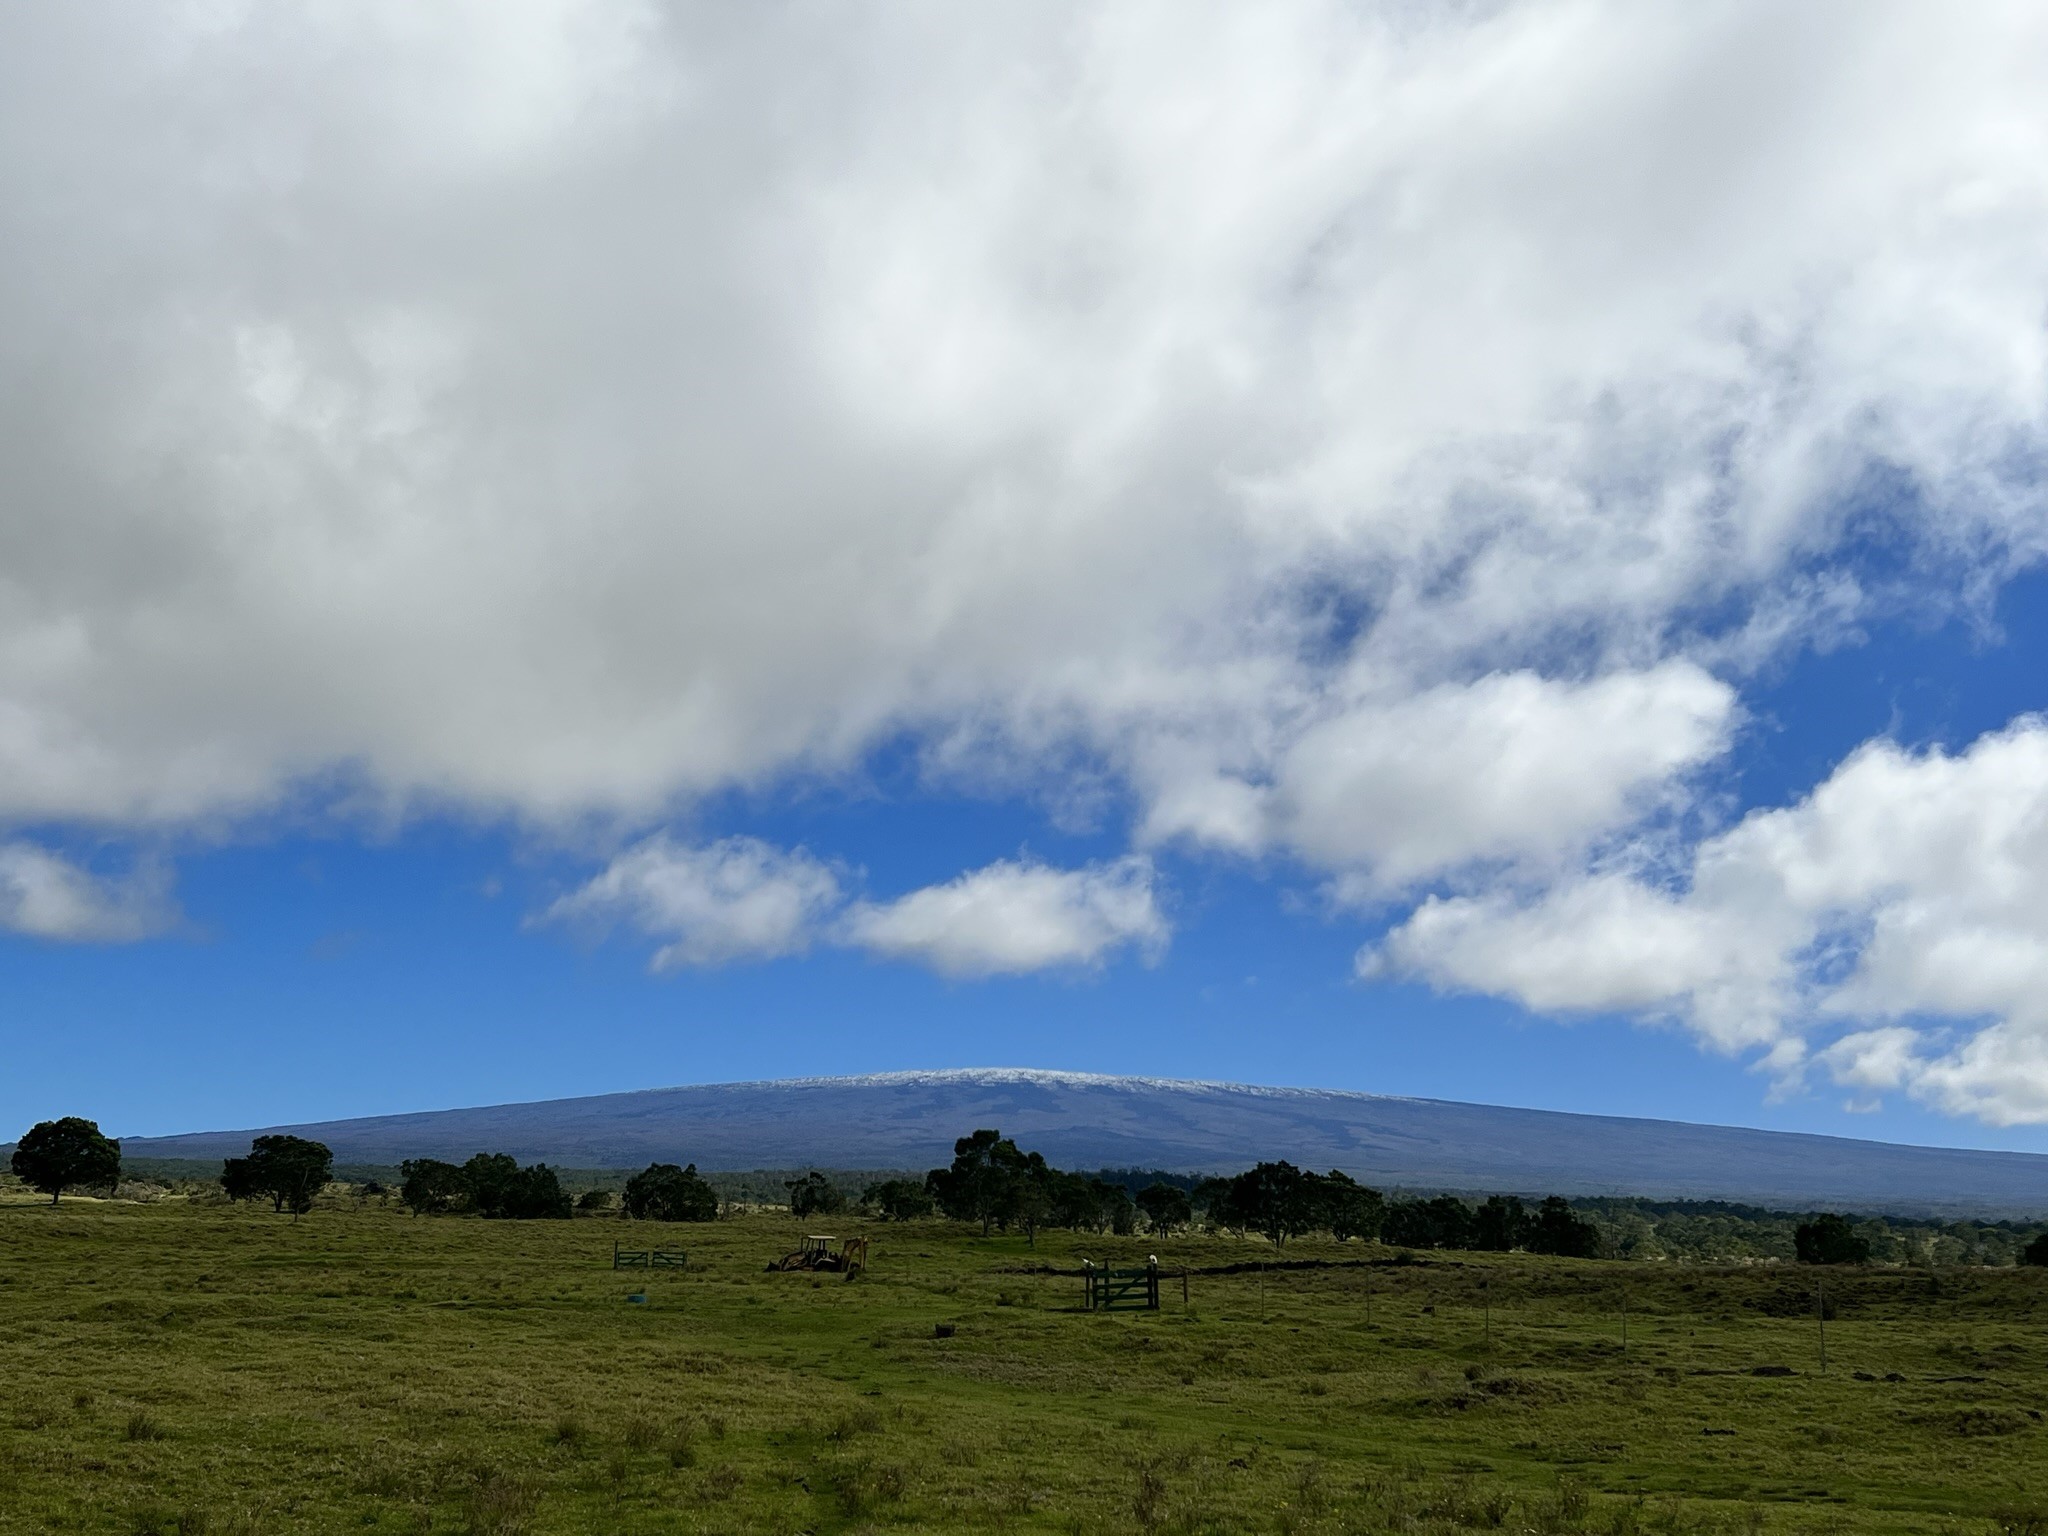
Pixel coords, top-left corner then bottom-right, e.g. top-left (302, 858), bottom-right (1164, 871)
top-left (110, 1068), bottom-right (2048, 1215)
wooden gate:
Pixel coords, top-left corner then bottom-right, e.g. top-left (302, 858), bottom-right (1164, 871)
top-left (1082, 1259), bottom-right (1159, 1311)
top-left (613, 1242), bottom-right (687, 1271)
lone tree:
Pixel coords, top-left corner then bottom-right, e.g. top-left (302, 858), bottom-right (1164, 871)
top-left (221, 1135), bottom-right (333, 1218)
top-left (785, 1170), bottom-right (846, 1219)
top-left (622, 1162), bottom-right (719, 1222)
top-left (11, 1117), bottom-right (122, 1205)
top-left (1795, 1212), bottom-right (1872, 1266)
top-left (926, 1129), bottom-right (1031, 1235)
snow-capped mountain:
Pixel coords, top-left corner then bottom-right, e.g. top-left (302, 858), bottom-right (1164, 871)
top-left (112, 1067), bottom-right (2048, 1214)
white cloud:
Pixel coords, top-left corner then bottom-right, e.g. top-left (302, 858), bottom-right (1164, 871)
top-left (0, 843), bottom-right (174, 942)
top-left (1137, 662), bottom-right (1735, 894)
top-left (843, 857), bottom-right (1167, 979)
top-left (545, 841), bottom-right (1167, 979)
top-left (0, 3), bottom-right (2041, 851)
top-left (1372, 719), bottom-right (2048, 1124)
top-left (541, 836), bottom-right (841, 970)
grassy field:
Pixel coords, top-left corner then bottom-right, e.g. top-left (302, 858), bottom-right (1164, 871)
top-left (3, 1198), bottom-right (2045, 1535)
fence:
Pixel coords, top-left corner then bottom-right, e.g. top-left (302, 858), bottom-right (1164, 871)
top-left (613, 1246), bottom-right (686, 1271)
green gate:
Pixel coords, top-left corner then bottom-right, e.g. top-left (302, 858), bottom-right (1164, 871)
top-left (1082, 1259), bottom-right (1160, 1311)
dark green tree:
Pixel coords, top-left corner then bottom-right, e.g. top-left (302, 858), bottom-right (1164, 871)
top-left (399, 1158), bottom-right (469, 1215)
top-left (1795, 1212), bottom-right (1871, 1265)
top-left (494, 1163), bottom-right (571, 1219)
top-left (784, 1171), bottom-right (846, 1219)
top-left (10, 1117), bottom-right (122, 1205)
top-left (860, 1178), bottom-right (935, 1220)
top-left (925, 1129), bottom-right (1030, 1235)
top-left (1136, 1182), bottom-right (1192, 1235)
top-left (1471, 1195), bottom-right (1528, 1252)
top-left (1012, 1158), bottom-right (1056, 1244)
top-left (1318, 1171), bottom-right (1386, 1242)
top-left (1525, 1196), bottom-right (1602, 1258)
top-left (459, 1153), bottom-right (521, 1216)
top-left (221, 1135), bottom-right (332, 1218)
top-left (1383, 1195), bottom-right (1476, 1250)
top-left (1218, 1161), bottom-right (1315, 1246)
top-left (576, 1189), bottom-right (614, 1213)
top-left (1190, 1176), bottom-right (1233, 1226)
top-left (622, 1162), bottom-right (719, 1222)
top-left (2021, 1232), bottom-right (2048, 1267)
top-left (1046, 1169), bottom-right (1100, 1229)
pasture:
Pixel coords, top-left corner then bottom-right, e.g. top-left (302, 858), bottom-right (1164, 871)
top-left (2, 1199), bottom-right (2045, 1534)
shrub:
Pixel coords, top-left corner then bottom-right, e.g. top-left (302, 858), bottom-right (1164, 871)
top-left (461, 1469), bottom-right (537, 1536)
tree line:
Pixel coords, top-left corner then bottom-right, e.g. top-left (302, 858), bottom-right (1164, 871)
top-left (893, 1129), bottom-right (1609, 1254)
top-left (14, 1114), bottom-right (2048, 1268)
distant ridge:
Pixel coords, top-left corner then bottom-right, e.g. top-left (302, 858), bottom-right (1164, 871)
top-left (111, 1067), bottom-right (2048, 1216)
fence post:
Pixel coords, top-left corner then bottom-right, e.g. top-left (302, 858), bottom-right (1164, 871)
top-left (1817, 1278), bottom-right (1827, 1375)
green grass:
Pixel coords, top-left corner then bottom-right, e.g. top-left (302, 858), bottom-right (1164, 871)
top-left (3, 1199), bottom-right (2045, 1533)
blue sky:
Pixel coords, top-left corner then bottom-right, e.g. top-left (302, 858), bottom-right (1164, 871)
top-left (5, 6), bottom-right (2048, 1154)
top-left (10, 571), bottom-right (2048, 1149)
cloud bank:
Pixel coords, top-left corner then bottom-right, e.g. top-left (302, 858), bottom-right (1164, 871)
top-left (3, 4), bottom-right (2048, 1114)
